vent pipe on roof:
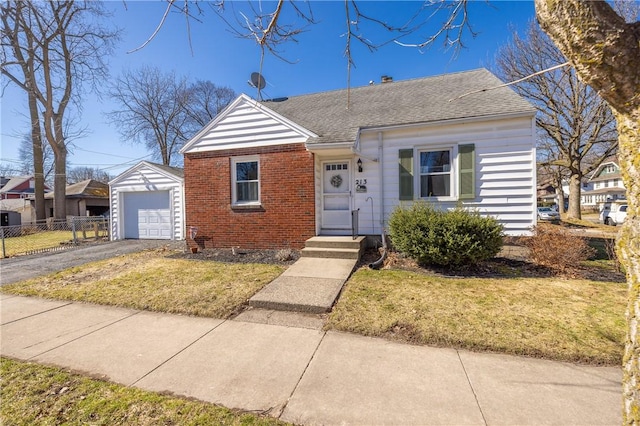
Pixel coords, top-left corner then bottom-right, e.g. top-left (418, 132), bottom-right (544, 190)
top-left (381, 75), bottom-right (393, 83)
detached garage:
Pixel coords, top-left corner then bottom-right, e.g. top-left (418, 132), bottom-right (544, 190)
top-left (110, 161), bottom-right (184, 240)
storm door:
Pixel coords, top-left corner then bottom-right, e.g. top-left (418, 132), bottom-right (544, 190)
top-left (321, 160), bottom-right (351, 231)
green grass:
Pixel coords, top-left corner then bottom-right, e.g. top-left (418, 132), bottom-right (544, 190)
top-left (2, 249), bottom-right (284, 319)
top-left (327, 268), bottom-right (626, 365)
top-left (1, 230), bottom-right (74, 258)
top-left (0, 358), bottom-right (288, 426)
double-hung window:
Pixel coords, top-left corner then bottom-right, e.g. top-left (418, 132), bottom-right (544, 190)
top-left (232, 156), bottom-right (260, 205)
top-left (419, 149), bottom-right (451, 197)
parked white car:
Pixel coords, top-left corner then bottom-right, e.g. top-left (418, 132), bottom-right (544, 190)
top-left (600, 204), bottom-right (627, 226)
top-left (537, 207), bottom-right (560, 221)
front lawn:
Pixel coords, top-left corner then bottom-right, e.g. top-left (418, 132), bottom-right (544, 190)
top-left (327, 268), bottom-right (626, 365)
top-left (2, 249), bottom-right (284, 318)
top-left (0, 358), bottom-right (288, 426)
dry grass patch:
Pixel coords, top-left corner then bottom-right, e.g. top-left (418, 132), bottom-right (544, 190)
top-left (2, 249), bottom-right (284, 318)
top-left (328, 268), bottom-right (626, 365)
top-left (0, 358), bottom-right (288, 425)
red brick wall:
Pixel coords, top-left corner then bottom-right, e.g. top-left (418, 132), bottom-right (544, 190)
top-left (184, 143), bottom-right (316, 249)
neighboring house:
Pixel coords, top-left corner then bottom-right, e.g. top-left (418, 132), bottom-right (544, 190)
top-left (44, 179), bottom-right (110, 218)
top-left (181, 68), bottom-right (537, 250)
top-left (0, 175), bottom-right (51, 199)
top-left (583, 158), bottom-right (626, 209)
top-left (109, 161), bottom-right (184, 240)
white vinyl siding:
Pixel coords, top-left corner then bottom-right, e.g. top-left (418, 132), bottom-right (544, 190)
top-left (351, 115), bottom-right (536, 236)
top-left (182, 95), bottom-right (314, 153)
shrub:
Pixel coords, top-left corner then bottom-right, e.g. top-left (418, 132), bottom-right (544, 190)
top-left (388, 203), bottom-right (504, 268)
top-left (525, 223), bottom-right (596, 273)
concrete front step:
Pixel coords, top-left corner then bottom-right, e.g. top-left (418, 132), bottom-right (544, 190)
top-left (301, 247), bottom-right (360, 260)
top-left (302, 236), bottom-right (365, 260)
top-left (305, 236), bottom-right (366, 250)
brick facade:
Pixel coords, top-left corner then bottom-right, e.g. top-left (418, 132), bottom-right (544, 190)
top-left (184, 143), bottom-right (316, 249)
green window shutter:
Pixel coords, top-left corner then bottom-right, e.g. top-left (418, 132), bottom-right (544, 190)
top-left (458, 144), bottom-right (475, 200)
top-left (399, 149), bottom-right (414, 200)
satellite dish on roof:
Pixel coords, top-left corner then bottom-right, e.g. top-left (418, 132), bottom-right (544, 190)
top-left (250, 72), bottom-right (266, 90)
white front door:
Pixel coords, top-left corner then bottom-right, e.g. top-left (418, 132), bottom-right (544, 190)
top-left (321, 160), bottom-right (351, 232)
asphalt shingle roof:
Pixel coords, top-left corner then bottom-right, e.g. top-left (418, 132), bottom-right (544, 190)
top-left (261, 68), bottom-right (535, 145)
top-left (144, 161), bottom-right (184, 179)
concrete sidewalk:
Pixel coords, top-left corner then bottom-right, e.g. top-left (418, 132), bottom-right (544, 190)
top-left (1, 294), bottom-right (621, 425)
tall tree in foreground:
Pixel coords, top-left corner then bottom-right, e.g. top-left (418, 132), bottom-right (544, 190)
top-left (495, 20), bottom-right (618, 219)
top-left (533, 1), bottom-right (640, 422)
top-left (107, 66), bottom-right (235, 166)
top-left (1, 0), bottom-right (118, 219)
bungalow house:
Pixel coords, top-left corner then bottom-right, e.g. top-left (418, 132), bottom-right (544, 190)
top-left (181, 69), bottom-right (537, 250)
top-left (582, 157), bottom-right (626, 209)
top-left (44, 179), bottom-right (110, 218)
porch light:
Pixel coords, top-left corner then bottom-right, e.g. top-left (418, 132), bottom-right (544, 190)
top-left (357, 158), bottom-right (363, 172)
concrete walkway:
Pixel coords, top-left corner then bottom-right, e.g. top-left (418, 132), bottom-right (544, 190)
top-left (1, 294), bottom-right (621, 425)
top-left (248, 257), bottom-right (358, 313)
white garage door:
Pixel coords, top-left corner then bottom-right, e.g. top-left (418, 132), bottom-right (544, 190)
top-left (123, 191), bottom-right (172, 239)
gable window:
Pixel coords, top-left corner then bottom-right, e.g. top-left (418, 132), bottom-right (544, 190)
top-left (419, 150), bottom-right (451, 197)
top-left (231, 156), bottom-right (260, 205)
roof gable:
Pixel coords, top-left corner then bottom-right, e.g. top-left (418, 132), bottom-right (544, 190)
top-left (0, 175), bottom-right (33, 194)
top-left (590, 159), bottom-right (621, 182)
top-left (110, 161), bottom-right (184, 185)
top-left (181, 94), bottom-right (317, 154)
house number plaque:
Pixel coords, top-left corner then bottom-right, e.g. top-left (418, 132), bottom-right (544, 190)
top-left (355, 179), bottom-right (367, 193)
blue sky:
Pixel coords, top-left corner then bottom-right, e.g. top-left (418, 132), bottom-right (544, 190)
top-left (1, 0), bottom-right (536, 176)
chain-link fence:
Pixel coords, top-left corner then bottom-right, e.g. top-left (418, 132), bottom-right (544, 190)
top-left (0, 216), bottom-right (109, 259)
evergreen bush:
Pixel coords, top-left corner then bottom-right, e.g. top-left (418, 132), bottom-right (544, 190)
top-left (388, 203), bottom-right (504, 267)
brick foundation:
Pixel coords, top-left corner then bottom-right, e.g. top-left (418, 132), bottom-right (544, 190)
top-left (184, 143), bottom-right (316, 249)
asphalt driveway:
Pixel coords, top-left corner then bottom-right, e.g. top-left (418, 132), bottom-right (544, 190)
top-left (0, 240), bottom-right (184, 286)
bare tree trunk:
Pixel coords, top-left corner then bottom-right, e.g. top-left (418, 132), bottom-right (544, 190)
top-left (616, 111), bottom-right (640, 424)
top-left (534, 1), bottom-right (640, 422)
top-left (51, 115), bottom-right (67, 220)
top-left (28, 92), bottom-right (45, 221)
top-left (568, 174), bottom-right (582, 219)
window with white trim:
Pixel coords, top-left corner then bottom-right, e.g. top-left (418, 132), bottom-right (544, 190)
top-left (231, 156), bottom-right (260, 205)
top-left (419, 149), bottom-right (451, 197)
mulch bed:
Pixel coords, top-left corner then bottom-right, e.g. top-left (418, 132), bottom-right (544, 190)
top-left (170, 242), bottom-right (624, 283)
top-left (169, 248), bottom-right (300, 266)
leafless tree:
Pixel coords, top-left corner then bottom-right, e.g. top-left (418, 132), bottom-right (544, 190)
top-left (1, 0), bottom-right (119, 219)
top-left (183, 80), bottom-right (236, 128)
top-left (66, 166), bottom-right (111, 184)
top-left (136, 1), bottom-right (476, 100)
top-left (0, 162), bottom-right (20, 176)
top-left (107, 66), bottom-right (236, 166)
top-left (17, 132), bottom-right (55, 185)
top-left (494, 20), bottom-right (618, 219)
